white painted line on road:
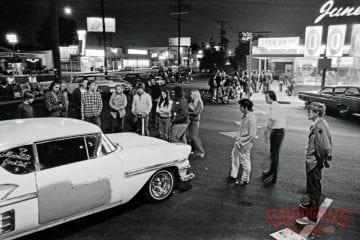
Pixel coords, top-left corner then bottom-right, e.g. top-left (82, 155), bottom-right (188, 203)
top-left (270, 198), bottom-right (333, 240)
top-left (254, 108), bottom-right (266, 114)
top-left (270, 228), bottom-right (306, 240)
top-left (299, 198), bottom-right (333, 239)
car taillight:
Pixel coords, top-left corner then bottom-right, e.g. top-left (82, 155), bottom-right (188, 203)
top-left (0, 210), bottom-right (15, 234)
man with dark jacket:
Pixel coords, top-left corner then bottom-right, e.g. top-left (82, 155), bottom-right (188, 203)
top-left (296, 102), bottom-right (332, 225)
top-left (170, 86), bottom-right (189, 143)
top-left (71, 79), bottom-right (87, 119)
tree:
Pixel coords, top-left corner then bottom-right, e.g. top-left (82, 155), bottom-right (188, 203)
top-left (200, 39), bottom-right (227, 71)
top-left (36, 16), bottom-right (77, 49)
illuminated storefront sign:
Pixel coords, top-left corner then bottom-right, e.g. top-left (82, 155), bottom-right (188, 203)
top-left (314, 0), bottom-right (360, 24)
top-left (128, 49), bottom-right (148, 55)
top-left (326, 25), bottom-right (347, 57)
top-left (350, 24), bottom-right (360, 57)
top-left (304, 26), bottom-right (323, 57)
top-left (86, 17), bottom-right (116, 32)
top-left (169, 37), bottom-right (191, 47)
top-left (258, 37), bottom-right (300, 49)
top-left (77, 30), bottom-right (87, 56)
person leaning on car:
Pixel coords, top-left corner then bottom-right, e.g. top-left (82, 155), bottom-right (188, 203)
top-left (170, 86), bottom-right (189, 143)
top-left (81, 80), bottom-right (103, 127)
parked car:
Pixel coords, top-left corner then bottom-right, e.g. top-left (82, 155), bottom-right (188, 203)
top-left (0, 118), bottom-right (194, 240)
top-left (67, 74), bottom-right (132, 96)
top-left (124, 73), bottom-right (165, 89)
top-left (298, 85), bottom-right (360, 117)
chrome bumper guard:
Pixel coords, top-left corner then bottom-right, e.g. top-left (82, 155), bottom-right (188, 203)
top-left (181, 172), bottom-right (195, 182)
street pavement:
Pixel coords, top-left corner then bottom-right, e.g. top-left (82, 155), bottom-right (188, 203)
top-left (16, 77), bottom-right (360, 240)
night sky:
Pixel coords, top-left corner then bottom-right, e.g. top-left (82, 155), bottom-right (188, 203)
top-left (0, 0), bottom-right (359, 50)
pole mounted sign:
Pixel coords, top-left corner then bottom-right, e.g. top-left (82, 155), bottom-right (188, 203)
top-left (314, 0), bottom-right (360, 24)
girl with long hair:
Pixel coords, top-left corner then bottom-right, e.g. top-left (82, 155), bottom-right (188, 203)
top-left (188, 89), bottom-right (205, 158)
top-left (156, 89), bottom-right (173, 141)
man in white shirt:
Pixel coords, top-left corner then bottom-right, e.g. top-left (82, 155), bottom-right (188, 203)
top-left (132, 83), bottom-right (152, 136)
top-left (263, 91), bottom-right (285, 186)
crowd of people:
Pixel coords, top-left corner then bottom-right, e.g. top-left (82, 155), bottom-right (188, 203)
top-left (208, 69), bottom-right (275, 103)
top-left (16, 79), bottom-right (206, 159)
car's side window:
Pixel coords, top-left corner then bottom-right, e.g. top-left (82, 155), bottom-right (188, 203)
top-left (85, 134), bottom-right (101, 158)
top-left (73, 76), bottom-right (85, 83)
top-left (101, 134), bottom-right (117, 155)
top-left (334, 87), bottom-right (346, 94)
top-left (320, 87), bottom-right (333, 94)
top-left (345, 87), bottom-right (360, 95)
top-left (0, 145), bottom-right (35, 175)
top-left (36, 137), bottom-right (87, 170)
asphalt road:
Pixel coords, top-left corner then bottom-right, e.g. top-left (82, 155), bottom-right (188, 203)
top-left (14, 78), bottom-right (360, 240)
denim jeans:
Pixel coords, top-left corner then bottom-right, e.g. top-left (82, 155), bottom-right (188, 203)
top-left (187, 120), bottom-right (204, 154)
top-left (170, 123), bottom-right (188, 143)
top-left (158, 117), bottom-right (171, 141)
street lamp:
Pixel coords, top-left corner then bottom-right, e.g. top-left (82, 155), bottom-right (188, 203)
top-left (6, 33), bottom-right (18, 55)
top-left (64, 6), bottom-right (72, 15)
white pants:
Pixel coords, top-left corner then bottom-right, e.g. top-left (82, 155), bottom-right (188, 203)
top-left (230, 143), bottom-right (252, 182)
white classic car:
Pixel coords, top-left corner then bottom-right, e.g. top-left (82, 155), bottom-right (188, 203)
top-left (0, 118), bottom-right (194, 240)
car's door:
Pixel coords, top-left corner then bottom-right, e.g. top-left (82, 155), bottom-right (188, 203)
top-left (317, 87), bottom-right (334, 104)
top-left (34, 134), bottom-right (123, 224)
top-left (0, 145), bottom-right (39, 238)
top-left (331, 87), bottom-right (347, 110)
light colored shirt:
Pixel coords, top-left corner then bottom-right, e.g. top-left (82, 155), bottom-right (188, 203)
top-left (235, 111), bottom-right (257, 147)
top-left (132, 92), bottom-right (152, 115)
top-left (268, 102), bottom-right (285, 129)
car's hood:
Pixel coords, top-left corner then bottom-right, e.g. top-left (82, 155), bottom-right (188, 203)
top-left (106, 132), bottom-right (168, 147)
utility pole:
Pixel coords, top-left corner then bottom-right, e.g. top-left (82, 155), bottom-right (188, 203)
top-left (100, 0), bottom-right (108, 74)
top-left (216, 21), bottom-right (230, 49)
top-left (170, 0), bottom-right (189, 66)
top-left (49, 0), bottom-right (61, 80)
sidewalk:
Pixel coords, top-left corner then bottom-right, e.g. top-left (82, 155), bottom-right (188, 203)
top-left (251, 82), bottom-right (304, 105)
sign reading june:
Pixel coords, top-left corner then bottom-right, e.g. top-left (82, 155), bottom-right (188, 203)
top-left (314, 0), bottom-right (360, 24)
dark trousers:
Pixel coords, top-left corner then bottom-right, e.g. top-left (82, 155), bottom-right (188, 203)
top-left (266, 129), bottom-right (285, 181)
top-left (306, 166), bottom-right (322, 221)
top-left (109, 116), bottom-right (124, 133)
top-left (84, 116), bottom-right (101, 127)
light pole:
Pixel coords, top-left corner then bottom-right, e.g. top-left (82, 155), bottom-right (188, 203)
top-left (6, 33), bottom-right (18, 56)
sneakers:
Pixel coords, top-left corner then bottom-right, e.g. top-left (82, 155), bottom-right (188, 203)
top-left (235, 180), bottom-right (248, 186)
top-left (295, 216), bottom-right (317, 225)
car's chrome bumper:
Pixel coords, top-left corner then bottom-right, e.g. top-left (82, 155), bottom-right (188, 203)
top-left (178, 164), bottom-right (195, 182)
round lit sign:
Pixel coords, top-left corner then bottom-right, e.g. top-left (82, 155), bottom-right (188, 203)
top-left (305, 29), bottom-right (321, 56)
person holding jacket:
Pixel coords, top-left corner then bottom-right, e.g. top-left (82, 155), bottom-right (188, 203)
top-left (170, 86), bottom-right (189, 143)
top-left (296, 102), bottom-right (332, 225)
top-left (188, 89), bottom-right (205, 158)
top-left (229, 98), bottom-right (257, 186)
top-left (109, 85), bottom-right (127, 132)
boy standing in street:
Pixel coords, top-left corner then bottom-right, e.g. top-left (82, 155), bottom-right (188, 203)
top-left (296, 102), bottom-right (332, 225)
top-left (229, 98), bottom-right (257, 186)
top-left (17, 91), bottom-right (35, 118)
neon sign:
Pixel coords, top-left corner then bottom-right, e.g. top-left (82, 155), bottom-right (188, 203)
top-left (314, 0), bottom-right (360, 24)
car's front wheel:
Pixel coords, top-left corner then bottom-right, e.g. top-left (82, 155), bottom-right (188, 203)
top-left (144, 169), bottom-right (174, 203)
top-left (338, 105), bottom-right (350, 117)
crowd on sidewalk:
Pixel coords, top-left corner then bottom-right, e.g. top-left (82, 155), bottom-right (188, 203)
top-left (15, 78), bottom-right (206, 159)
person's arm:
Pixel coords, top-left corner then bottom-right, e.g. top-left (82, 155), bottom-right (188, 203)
top-left (122, 95), bottom-right (127, 109)
top-left (97, 93), bottom-right (103, 116)
top-left (16, 105), bottom-right (23, 119)
top-left (109, 93), bottom-right (116, 110)
top-left (238, 116), bottom-right (257, 147)
top-left (131, 95), bottom-right (137, 114)
top-left (189, 101), bottom-right (203, 116)
top-left (81, 95), bottom-right (85, 120)
top-left (45, 93), bottom-right (56, 112)
top-left (144, 95), bottom-right (152, 115)
top-left (156, 102), bottom-right (161, 113)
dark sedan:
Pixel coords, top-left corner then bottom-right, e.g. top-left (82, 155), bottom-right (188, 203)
top-left (298, 85), bottom-right (360, 117)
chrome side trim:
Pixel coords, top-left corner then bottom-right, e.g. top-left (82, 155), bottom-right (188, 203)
top-left (124, 158), bottom-right (187, 178)
top-left (0, 192), bottom-right (37, 208)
